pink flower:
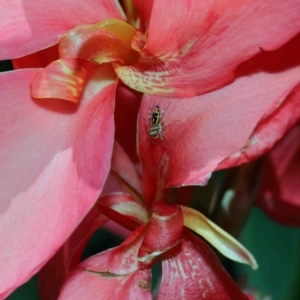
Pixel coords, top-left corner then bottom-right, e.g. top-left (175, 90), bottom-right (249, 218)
top-left (1, 0), bottom-right (300, 298)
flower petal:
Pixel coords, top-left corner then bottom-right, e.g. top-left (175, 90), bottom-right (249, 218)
top-left (115, 0), bottom-right (300, 96)
top-left (218, 75), bottom-right (300, 171)
top-left (216, 34), bottom-right (300, 169)
top-left (257, 123), bottom-right (300, 226)
top-left (138, 49), bottom-right (300, 202)
top-left (181, 206), bottom-right (258, 269)
top-left (31, 59), bottom-right (90, 103)
top-left (58, 225), bottom-right (152, 300)
top-left (59, 19), bottom-right (138, 65)
top-left (157, 230), bottom-right (248, 300)
top-left (0, 65), bottom-right (116, 298)
top-left (0, 0), bottom-right (125, 59)
top-left (98, 193), bottom-right (149, 228)
top-left (114, 82), bottom-right (142, 163)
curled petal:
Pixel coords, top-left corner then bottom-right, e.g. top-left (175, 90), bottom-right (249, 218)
top-left (31, 59), bottom-right (90, 103)
top-left (115, 0), bottom-right (300, 96)
top-left (181, 206), bottom-right (258, 269)
top-left (158, 230), bottom-right (248, 300)
top-left (58, 225), bottom-right (152, 300)
top-left (0, 65), bottom-right (116, 298)
top-left (59, 19), bottom-right (138, 65)
top-left (0, 0), bottom-right (125, 59)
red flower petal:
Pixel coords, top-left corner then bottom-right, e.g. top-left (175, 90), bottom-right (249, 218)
top-left (218, 85), bottom-right (300, 171)
top-left (0, 0), bottom-right (125, 59)
top-left (217, 34), bottom-right (300, 169)
top-left (31, 59), bottom-right (90, 103)
top-left (58, 225), bottom-right (152, 300)
top-left (257, 123), bottom-right (300, 226)
top-left (157, 230), bottom-right (248, 300)
top-left (114, 82), bottom-right (142, 163)
top-left (97, 193), bottom-right (149, 229)
top-left (138, 51), bottom-right (300, 202)
top-left (115, 0), bottom-right (300, 97)
top-left (0, 66), bottom-right (116, 298)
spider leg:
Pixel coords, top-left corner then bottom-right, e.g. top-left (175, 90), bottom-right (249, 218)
top-left (160, 102), bottom-right (171, 118)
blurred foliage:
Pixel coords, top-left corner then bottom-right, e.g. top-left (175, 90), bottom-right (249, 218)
top-left (235, 208), bottom-right (300, 300)
top-left (0, 60), bottom-right (13, 72)
top-left (6, 276), bottom-right (39, 300)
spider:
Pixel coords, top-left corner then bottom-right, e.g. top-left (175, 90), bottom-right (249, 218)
top-left (147, 103), bottom-right (170, 141)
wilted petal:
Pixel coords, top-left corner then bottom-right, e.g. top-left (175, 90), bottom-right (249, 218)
top-left (257, 123), bottom-right (300, 226)
top-left (0, 65), bottom-right (116, 298)
top-left (31, 59), bottom-right (90, 103)
top-left (115, 0), bottom-right (300, 96)
top-left (157, 230), bottom-right (248, 300)
top-left (0, 0), bottom-right (125, 59)
top-left (58, 225), bottom-right (152, 300)
top-left (213, 161), bottom-right (262, 237)
top-left (181, 206), bottom-right (257, 269)
top-left (138, 56), bottom-right (300, 202)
